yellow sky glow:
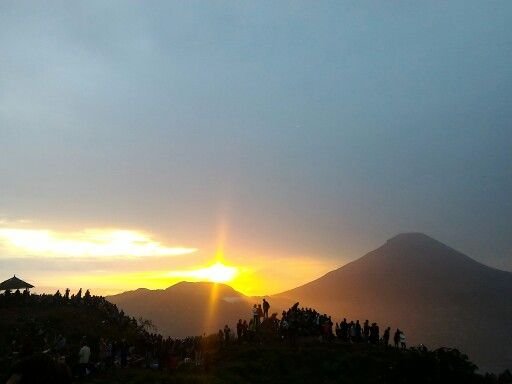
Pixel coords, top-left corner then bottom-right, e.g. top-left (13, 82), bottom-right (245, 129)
top-left (0, 224), bottom-right (338, 297)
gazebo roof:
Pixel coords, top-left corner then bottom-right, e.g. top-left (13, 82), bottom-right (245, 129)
top-left (0, 275), bottom-right (34, 291)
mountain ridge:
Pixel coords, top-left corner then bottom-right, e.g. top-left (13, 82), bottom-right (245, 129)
top-left (274, 232), bottom-right (512, 372)
top-left (107, 233), bottom-right (512, 372)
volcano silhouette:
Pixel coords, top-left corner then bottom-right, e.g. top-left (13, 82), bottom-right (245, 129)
top-left (109, 233), bottom-right (512, 372)
top-left (276, 233), bottom-right (512, 372)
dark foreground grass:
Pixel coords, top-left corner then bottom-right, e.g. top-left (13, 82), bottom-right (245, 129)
top-left (84, 340), bottom-right (486, 384)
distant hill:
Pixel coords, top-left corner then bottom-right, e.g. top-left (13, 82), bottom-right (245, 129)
top-left (275, 233), bottom-right (512, 372)
top-left (107, 282), bottom-right (262, 337)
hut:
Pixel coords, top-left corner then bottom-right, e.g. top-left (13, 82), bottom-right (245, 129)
top-left (0, 275), bottom-right (34, 292)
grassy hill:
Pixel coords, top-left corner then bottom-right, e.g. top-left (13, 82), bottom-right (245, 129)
top-left (84, 341), bottom-right (509, 384)
top-left (0, 290), bottom-right (152, 382)
top-left (1, 291), bottom-right (511, 384)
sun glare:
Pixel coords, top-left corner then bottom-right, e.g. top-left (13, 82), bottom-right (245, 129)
top-left (204, 262), bottom-right (238, 283)
top-left (166, 262), bottom-right (238, 283)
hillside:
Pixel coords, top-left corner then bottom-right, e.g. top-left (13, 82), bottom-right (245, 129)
top-left (1, 290), bottom-right (510, 383)
top-left (0, 291), bottom-right (159, 382)
top-left (106, 233), bottom-right (512, 372)
top-left (107, 282), bottom-right (261, 337)
top-left (85, 341), bottom-right (498, 384)
top-left (275, 233), bottom-right (512, 372)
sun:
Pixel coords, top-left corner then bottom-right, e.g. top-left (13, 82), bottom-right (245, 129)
top-left (195, 262), bottom-right (238, 283)
top-left (202, 262), bottom-right (238, 283)
top-left (165, 262), bottom-right (238, 284)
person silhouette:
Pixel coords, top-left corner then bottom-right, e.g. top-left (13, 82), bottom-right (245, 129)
top-left (383, 327), bottom-right (390, 346)
top-left (78, 337), bottom-right (91, 377)
top-left (393, 328), bottom-right (401, 348)
top-left (252, 304), bottom-right (260, 328)
top-left (223, 324), bottom-right (231, 343)
top-left (236, 319), bottom-right (243, 341)
top-left (399, 330), bottom-right (406, 349)
top-left (262, 298), bottom-right (270, 319)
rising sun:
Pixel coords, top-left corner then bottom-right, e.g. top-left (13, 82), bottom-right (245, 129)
top-left (165, 262), bottom-right (238, 284)
top-left (201, 262), bottom-right (238, 283)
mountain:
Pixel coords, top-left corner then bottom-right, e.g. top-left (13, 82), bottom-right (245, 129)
top-left (107, 233), bottom-right (512, 372)
top-left (108, 282), bottom-right (260, 337)
top-left (275, 232), bottom-right (512, 372)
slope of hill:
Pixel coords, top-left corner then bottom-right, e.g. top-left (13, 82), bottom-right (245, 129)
top-left (275, 233), bottom-right (512, 372)
top-left (0, 292), bottom-right (152, 381)
top-left (86, 341), bottom-right (495, 384)
top-left (1, 291), bottom-right (509, 383)
top-left (107, 282), bottom-right (260, 337)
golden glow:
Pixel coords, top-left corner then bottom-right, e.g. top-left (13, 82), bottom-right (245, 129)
top-left (28, 254), bottom-right (336, 297)
top-left (0, 219), bottom-right (338, 298)
top-left (0, 228), bottom-right (197, 258)
top-left (165, 262), bottom-right (238, 283)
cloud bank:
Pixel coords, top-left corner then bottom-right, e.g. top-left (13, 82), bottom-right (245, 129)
top-left (0, 227), bottom-right (196, 259)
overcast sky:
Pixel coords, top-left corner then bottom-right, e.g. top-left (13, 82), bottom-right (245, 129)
top-left (1, 1), bottom-right (511, 294)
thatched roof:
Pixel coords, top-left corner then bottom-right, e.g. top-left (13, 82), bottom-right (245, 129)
top-left (0, 275), bottom-right (34, 291)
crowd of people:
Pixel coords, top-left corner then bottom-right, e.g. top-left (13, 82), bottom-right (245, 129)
top-left (334, 318), bottom-right (406, 349)
top-left (1, 288), bottom-right (226, 382)
top-left (218, 299), bottom-right (407, 351)
top-left (1, 289), bottom-right (409, 382)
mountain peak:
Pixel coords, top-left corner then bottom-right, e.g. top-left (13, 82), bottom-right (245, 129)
top-left (165, 281), bottom-right (245, 297)
top-left (383, 232), bottom-right (456, 254)
top-left (386, 232), bottom-right (438, 244)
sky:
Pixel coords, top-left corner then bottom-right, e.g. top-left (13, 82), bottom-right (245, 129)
top-left (0, 1), bottom-right (511, 296)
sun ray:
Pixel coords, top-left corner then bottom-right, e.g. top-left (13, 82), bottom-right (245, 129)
top-left (204, 212), bottom-right (230, 334)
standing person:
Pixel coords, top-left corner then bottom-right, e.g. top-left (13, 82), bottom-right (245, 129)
top-left (242, 320), bottom-right (248, 339)
top-left (78, 338), bottom-right (91, 377)
top-left (223, 324), bottom-right (231, 343)
top-left (399, 330), bottom-right (407, 350)
top-left (382, 327), bottom-right (390, 346)
top-left (257, 304), bottom-right (264, 323)
top-left (370, 323), bottom-right (379, 344)
top-left (349, 321), bottom-right (356, 343)
top-left (355, 320), bottom-right (362, 342)
top-left (54, 334), bottom-right (66, 355)
top-left (262, 299), bottom-right (270, 319)
top-left (393, 329), bottom-right (401, 348)
top-left (363, 320), bottom-right (370, 342)
top-left (236, 319), bottom-right (244, 342)
top-left (252, 305), bottom-right (260, 328)
top-left (340, 318), bottom-right (348, 342)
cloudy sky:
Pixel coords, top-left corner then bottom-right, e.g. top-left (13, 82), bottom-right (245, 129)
top-left (1, 1), bottom-right (511, 295)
